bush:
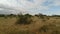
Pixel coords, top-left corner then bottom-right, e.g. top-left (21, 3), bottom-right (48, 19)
top-left (39, 25), bottom-right (48, 32)
top-left (35, 13), bottom-right (45, 19)
top-left (0, 14), bottom-right (5, 17)
top-left (39, 23), bottom-right (56, 33)
top-left (24, 14), bottom-right (32, 17)
top-left (7, 14), bottom-right (16, 17)
top-left (52, 15), bottom-right (60, 17)
top-left (16, 14), bottom-right (32, 25)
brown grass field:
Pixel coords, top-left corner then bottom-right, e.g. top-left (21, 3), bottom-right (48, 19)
top-left (0, 15), bottom-right (60, 34)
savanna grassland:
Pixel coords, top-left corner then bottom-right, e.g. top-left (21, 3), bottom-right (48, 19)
top-left (0, 14), bottom-right (60, 34)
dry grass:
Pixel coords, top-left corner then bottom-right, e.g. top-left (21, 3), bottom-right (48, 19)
top-left (0, 16), bottom-right (60, 34)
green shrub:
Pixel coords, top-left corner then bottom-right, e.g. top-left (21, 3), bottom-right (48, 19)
top-left (24, 14), bottom-right (32, 17)
top-left (16, 14), bottom-right (32, 25)
top-left (0, 14), bottom-right (5, 17)
top-left (35, 13), bottom-right (45, 19)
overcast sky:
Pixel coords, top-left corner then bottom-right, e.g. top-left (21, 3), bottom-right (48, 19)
top-left (0, 0), bottom-right (60, 15)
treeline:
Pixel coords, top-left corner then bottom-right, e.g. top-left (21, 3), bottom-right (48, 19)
top-left (0, 13), bottom-right (60, 17)
top-left (0, 14), bottom-right (16, 17)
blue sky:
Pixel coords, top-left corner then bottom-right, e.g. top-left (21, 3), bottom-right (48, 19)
top-left (0, 0), bottom-right (60, 15)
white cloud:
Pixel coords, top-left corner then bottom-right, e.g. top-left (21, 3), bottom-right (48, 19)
top-left (0, 0), bottom-right (48, 13)
top-left (0, 0), bottom-right (60, 15)
top-left (53, 0), bottom-right (60, 6)
top-left (45, 0), bottom-right (60, 6)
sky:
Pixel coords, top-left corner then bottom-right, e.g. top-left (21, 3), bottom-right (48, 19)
top-left (0, 0), bottom-right (60, 15)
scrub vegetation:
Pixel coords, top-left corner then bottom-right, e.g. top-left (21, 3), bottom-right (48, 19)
top-left (0, 13), bottom-right (60, 34)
